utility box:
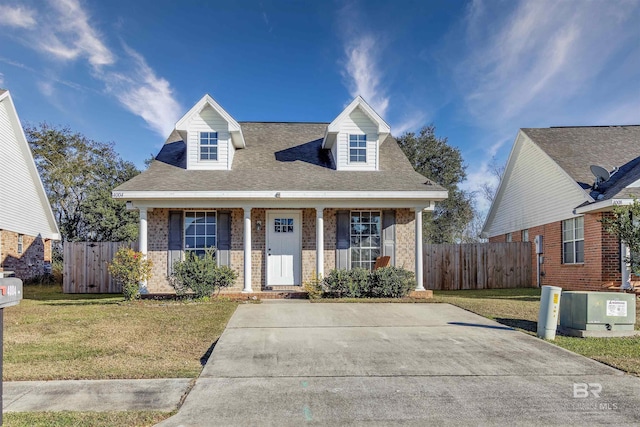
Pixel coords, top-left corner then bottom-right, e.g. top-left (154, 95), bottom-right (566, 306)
top-left (559, 291), bottom-right (637, 338)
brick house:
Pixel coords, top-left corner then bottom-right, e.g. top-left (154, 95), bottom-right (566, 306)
top-left (113, 95), bottom-right (447, 294)
top-left (0, 89), bottom-right (60, 279)
top-left (482, 126), bottom-right (640, 291)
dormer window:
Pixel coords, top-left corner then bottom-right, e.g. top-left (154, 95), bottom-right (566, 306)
top-left (200, 132), bottom-right (218, 161)
top-left (349, 134), bottom-right (367, 163)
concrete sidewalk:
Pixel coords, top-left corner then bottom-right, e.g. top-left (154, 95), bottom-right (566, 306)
top-left (2, 378), bottom-right (192, 412)
top-left (157, 302), bottom-right (640, 426)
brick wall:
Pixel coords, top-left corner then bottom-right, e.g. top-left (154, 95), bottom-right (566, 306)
top-left (0, 229), bottom-right (51, 280)
top-left (145, 207), bottom-right (417, 294)
top-left (490, 212), bottom-right (629, 291)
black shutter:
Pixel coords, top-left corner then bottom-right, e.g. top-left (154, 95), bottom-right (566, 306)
top-left (382, 210), bottom-right (396, 266)
top-left (336, 210), bottom-right (350, 270)
top-left (167, 211), bottom-right (183, 275)
top-left (217, 211), bottom-right (231, 267)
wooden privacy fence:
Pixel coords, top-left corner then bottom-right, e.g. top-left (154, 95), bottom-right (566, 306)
top-left (63, 241), bottom-right (138, 293)
top-left (423, 242), bottom-right (532, 290)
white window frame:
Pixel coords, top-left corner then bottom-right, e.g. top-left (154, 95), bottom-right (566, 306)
top-left (349, 134), bottom-right (367, 163)
top-left (199, 132), bottom-right (218, 161)
top-left (17, 234), bottom-right (23, 254)
top-left (521, 229), bottom-right (529, 242)
top-left (562, 217), bottom-right (584, 264)
top-left (506, 232), bottom-right (512, 243)
top-left (184, 211), bottom-right (217, 256)
top-left (350, 210), bottom-right (381, 270)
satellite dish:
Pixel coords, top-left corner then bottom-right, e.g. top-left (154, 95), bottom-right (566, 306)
top-left (590, 165), bottom-right (610, 185)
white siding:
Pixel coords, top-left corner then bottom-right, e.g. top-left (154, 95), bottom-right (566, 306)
top-left (186, 105), bottom-right (231, 170)
top-left (0, 101), bottom-right (57, 238)
top-left (485, 133), bottom-right (592, 237)
top-left (335, 107), bottom-right (378, 171)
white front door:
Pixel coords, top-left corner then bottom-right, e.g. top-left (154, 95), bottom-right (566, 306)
top-left (266, 211), bottom-right (302, 286)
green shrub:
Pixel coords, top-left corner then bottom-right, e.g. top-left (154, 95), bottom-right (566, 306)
top-left (168, 249), bottom-right (238, 299)
top-left (108, 247), bottom-right (152, 301)
top-left (322, 266), bottom-right (415, 298)
top-left (368, 266), bottom-right (415, 298)
top-left (323, 269), bottom-right (352, 297)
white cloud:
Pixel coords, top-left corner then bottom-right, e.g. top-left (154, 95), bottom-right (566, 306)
top-left (392, 111), bottom-right (429, 136)
top-left (456, 0), bottom-right (639, 127)
top-left (100, 46), bottom-right (181, 137)
top-left (1, 0), bottom-right (182, 137)
top-left (446, 0), bottom-right (640, 213)
top-left (0, 72), bottom-right (4, 87)
top-left (39, 0), bottom-right (114, 67)
top-left (37, 81), bottom-right (55, 97)
top-left (0, 5), bottom-right (37, 28)
top-left (343, 34), bottom-right (389, 118)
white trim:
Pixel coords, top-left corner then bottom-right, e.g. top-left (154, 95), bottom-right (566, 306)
top-left (575, 198), bottom-right (635, 214)
top-left (175, 94), bottom-right (245, 149)
top-left (113, 190), bottom-right (448, 201)
top-left (266, 210), bottom-right (302, 286)
top-left (127, 199), bottom-right (445, 210)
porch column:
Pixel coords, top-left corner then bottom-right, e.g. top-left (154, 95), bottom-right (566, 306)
top-left (316, 207), bottom-right (324, 278)
top-left (415, 207), bottom-right (425, 291)
top-left (243, 207), bottom-right (253, 293)
top-left (139, 207), bottom-right (148, 293)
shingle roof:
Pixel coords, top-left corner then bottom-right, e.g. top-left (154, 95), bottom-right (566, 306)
top-left (522, 126), bottom-right (640, 200)
top-left (0, 89), bottom-right (7, 96)
top-left (116, 122), bottom-right (443, 193)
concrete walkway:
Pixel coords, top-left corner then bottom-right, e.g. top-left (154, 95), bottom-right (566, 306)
top-left (3, 378), bottom-right (192, 412)
top-left (156, 302), bottom-right (640, 426)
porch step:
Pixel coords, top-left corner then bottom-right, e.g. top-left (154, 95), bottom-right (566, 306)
top-left (218, 290), bottom-right (309, 300)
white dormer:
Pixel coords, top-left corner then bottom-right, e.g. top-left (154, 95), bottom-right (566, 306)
top-left (175, 94), bottom-right (245, 170)
top-left (322, 96), bottom-right (390, 171)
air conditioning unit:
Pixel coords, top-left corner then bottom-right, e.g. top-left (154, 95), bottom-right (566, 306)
top-left (559, 291), bottom-right (637, 337)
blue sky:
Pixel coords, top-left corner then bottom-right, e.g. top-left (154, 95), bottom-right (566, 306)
top-left (1, 0), bottom-right (639, 212)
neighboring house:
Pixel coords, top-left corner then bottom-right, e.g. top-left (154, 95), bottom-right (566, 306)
top-left (482, 125), bottom-right (640, 291)
top-left (113, 95), bottom-right (447, 294)
top-left (0, 89), bottom-right (60, 279)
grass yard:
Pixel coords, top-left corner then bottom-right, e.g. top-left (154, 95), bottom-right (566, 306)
top-left (431, 288), bottom-right (640, 376)
top-left (3, 285), bottom-right (238, 381)
top-left (3, 411), bottom-right (172, 427)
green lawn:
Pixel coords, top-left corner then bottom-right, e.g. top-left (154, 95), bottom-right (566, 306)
top-left (431, 288), bottom-right (640, 376)
top-left (3, 285), bottom-right (239, 380)
top-left (3, 411), bottom-right (172, 427)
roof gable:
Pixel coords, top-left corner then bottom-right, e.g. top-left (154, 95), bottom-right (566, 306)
top-left (0, 90), bottom-right (60, 240)
top-left (322, 96), bottom-right (390, 149)
top-left (482, 130), bottom-right (593, 238)
top-left (175, 94), bottom-right (245, 149)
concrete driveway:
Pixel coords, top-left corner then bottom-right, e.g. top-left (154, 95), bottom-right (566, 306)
top-left (158, 302), bottom-right (640, 426)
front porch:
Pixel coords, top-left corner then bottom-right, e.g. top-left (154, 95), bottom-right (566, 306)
top-left (137, 205), bottom-right (431, 294)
